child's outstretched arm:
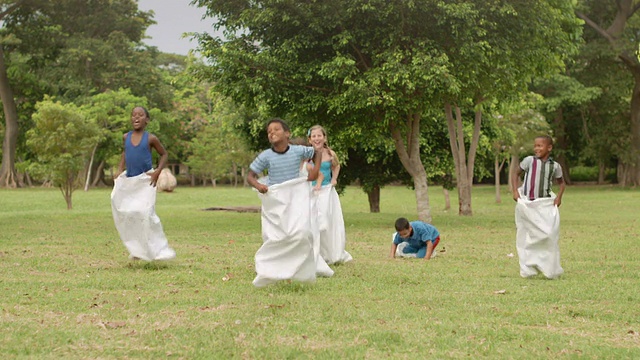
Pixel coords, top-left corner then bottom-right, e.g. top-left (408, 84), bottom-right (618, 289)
top-left (149, 134), bottom-right (168, 187)
top-left (554, 177), bottom-right (566, 207)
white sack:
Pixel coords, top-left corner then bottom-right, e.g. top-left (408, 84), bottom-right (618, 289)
top-left (111, 172), bottom-right (176, 261)
top-left (515, 192), bottom-right (563, 279)
top-left (253, 177), bottom-right (332, 287)
top-left (312, 185), bottom-right (353, 264)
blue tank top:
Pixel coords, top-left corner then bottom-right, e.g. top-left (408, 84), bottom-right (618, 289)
top-left (312, 161), bottom-right (332, 186)
top-left (124, 131), bottom-right (152, 177)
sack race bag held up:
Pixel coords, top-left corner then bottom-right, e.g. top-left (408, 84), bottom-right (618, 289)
top-left (253, 177), bottom-right (333, 287)
top-left (514, 190), bottom-right (563, 279)
top-left (111, 172), bottom-right (176, 261)
top-left (311, 185), bottom-right (352, 264)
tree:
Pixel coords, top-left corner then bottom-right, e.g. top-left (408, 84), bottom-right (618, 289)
top-left (0, 0), bottom-right (158, 188)
top-left (533, 74), bottom-right (602, 184)
top-left (26, 98), bottom-right (100, 209)
top-left (0, 1), bottom-right (23, 188)
top-left (576, 0), bottom-right (640, 186)
top-left (194, 0), bottom-right (581, 221)
top-left (79, 89), bottom-right (146, 187)
top-left (436, 1), bottom-right (581, 215)
top-left (186, 95), bottom-right (254, 186)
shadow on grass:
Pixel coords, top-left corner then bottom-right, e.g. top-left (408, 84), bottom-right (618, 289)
top-left (126, 260), bottom-right (173, 271)
top-left (262, 281), bottom-right (314, 294)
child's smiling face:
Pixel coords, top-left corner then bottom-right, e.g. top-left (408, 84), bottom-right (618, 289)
top-left (533, 137), bottom-right (552, 159)
top-left (308, 128), bottom-right (326, 148)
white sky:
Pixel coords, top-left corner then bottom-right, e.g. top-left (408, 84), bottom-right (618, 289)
top-left (137, 0), bottom-right (219, 55)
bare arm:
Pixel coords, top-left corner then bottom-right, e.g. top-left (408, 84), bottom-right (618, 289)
top-left (148, 134), bottom-right (168, 187)
top-left (330, 150), bottom-right (340, 186)
top-left (390, 243), bottom-right (398, 259)
top-left (247, 169), bottom-right (268, 193)
top-left (424, 240), bottom-right (435, 260)
top-left (114, 134), bottom-right (127, 179)
top-left (554, 177), bottom-right (565, 207)
top-left (307, 148), bottom-right (323, 181)
top-left (512, 167), bottom-right (523, 201)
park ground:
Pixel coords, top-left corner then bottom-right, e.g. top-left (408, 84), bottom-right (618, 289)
top-left (0, 185), bottom-right (639, 359)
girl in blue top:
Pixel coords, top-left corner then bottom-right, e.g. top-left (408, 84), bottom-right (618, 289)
top-left (307, 125), bottom-right (353, 265)
top-left (307, 125), bottom-right (340, 191)
top-left (111, 107), bottom-right (175, 262)
top-left (115, 107), bottom-right (168, 185)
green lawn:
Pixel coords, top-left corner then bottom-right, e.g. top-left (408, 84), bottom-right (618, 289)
top-left (1, 184), bottom-right (639, 359)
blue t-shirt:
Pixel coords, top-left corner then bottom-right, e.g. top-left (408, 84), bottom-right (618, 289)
top-left (124, 131), bottom-right (152, 177)
top-left (311, 161), bottom-right (332, 186)
top-left (393, 221), bottom-right (440, 249)
top-left (250, 145), bottom-right (315, 185)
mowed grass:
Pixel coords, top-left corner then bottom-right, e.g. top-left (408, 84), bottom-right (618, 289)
top-left (0, 184), bottom-right (639, 359)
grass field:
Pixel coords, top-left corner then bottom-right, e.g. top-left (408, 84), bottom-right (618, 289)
top-left (1, 184), bottom-right (639, 359)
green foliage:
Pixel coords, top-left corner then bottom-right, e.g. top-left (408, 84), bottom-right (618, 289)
top-left (25, 98), bottom-right (100, 208)
top-left (80, 89), bottom-right (146, 168)
top-left (569, 165), bottom-right (615, 182)
top-left (186, 96), bottom-right (254, 184)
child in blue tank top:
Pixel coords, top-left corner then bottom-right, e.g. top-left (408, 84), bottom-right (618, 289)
top-left (111, 107), bottom-right (175, 261)
top-left (115, 107), bottom-right (167, 184)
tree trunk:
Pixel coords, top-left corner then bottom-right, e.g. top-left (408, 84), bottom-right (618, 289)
top-left (627, 68), bottom-right (640, 186)
top-left (552, 107), bottom-right (572, 185)
top-left (442, 188), bottom-right (450, 211)
top-left (242, 167), bottom-right (248, 187)
top-left (62, 176), bottom-right (74, 210)
top-left (598, 161), bottom-right (606, 184)
top-left (366, 184), bottom-right (380, 213)
top-left (84, 144), bottom-right (98, 191)
top-left (232, 163), bottom-right (238, 187)
top-left (91, 160), bottom-right (105, 187)
top-left (494, 156), bottom-right (505, 203)
top-left (0, 45), bottom-right (19, 188)
top-left (389, 113), bottom-right (432, 223)
top-left (445, 103), bottom-right (483, 216)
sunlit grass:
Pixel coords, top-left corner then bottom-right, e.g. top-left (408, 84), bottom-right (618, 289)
top-left (1, 184), bottom-right (639, 358)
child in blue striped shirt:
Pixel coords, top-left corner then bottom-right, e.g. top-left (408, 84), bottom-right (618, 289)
top-left (247, 118), bottom-right (322, 191)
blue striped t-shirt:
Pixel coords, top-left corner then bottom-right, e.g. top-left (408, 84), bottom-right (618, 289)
top-left (250, 145), bottom-right (315, 185)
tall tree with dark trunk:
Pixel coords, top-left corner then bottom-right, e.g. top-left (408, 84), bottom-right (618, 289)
top-left (0, 1), bottom-right (23, 187)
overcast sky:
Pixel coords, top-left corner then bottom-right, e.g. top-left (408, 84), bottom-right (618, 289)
top-left (137, 0), bottom-right (219, 55)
